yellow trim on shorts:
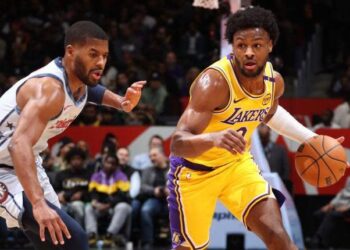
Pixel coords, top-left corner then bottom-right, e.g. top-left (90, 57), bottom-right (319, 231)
top-left (242, 184), bottom-right (271, 227)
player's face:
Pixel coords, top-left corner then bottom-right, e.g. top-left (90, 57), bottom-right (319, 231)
top-left (73, 38), bottom-right (109, 87)
top-left (232, 28), bottom-right (272, 77)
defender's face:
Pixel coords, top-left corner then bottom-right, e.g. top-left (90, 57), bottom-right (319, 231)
top-left (232, 28), bottom-right (272, 77)
top-left (72, 38), bottom-right (109, 86)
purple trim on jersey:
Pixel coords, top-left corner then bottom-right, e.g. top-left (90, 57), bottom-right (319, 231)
top-left (90, 169), bottom-right (128, 185)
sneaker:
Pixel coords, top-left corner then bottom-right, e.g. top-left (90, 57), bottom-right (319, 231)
top-left (88, 232), bottom-right (97, 247)
top-left (103, 232), bottom-right (114, 247)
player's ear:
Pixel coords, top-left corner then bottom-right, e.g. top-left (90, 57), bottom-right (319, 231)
top-left (65, 45), bottom-right (74, 57)
top-left (268, 40), bottom-right (273, 53)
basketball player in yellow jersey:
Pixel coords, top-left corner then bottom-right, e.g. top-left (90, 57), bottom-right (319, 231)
top-left (168, 6), bottom-right (346, 250)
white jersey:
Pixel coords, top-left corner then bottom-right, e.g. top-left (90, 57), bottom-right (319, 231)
top-left (0, 57), bottom-right (87, 194)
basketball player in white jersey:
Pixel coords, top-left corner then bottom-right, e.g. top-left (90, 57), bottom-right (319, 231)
top-left (0, 21), bottom-right (145, 249)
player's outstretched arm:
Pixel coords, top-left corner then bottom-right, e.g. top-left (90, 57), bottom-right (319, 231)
top-left (100, 81), bottom-right (146, 112)
top-left (8, 78), bottom-right (71, 245)
top-left (263, 71), bottom-right (316, 143)
top-left (171, 69), bottom-right (246, 158)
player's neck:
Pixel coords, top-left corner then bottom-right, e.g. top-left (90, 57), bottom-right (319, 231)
top-left (62, 57), bottom-right (86, 100)
top-left (233, 65), bottom-right (265, 95)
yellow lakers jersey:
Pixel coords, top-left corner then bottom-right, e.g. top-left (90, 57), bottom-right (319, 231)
top-left (185, 55), bottom-right (275, 167)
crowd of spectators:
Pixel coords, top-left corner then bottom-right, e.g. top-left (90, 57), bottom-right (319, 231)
top-left (0, 0), bottom-right (323, 125)
top-left (0, 133), bottom-right (170, 249)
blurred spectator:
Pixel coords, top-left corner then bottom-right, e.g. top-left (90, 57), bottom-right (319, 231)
top-left (85, 154), bottom-right (131, 247)
top-left (99, 107), bottom-right (123, 126)
top-left (136, 147), bottom-right (169, 249)
top-left (54, 147), bottom-right (91, 226)
top-left (332, 92), bottom-right (350, 128)
top-left (76, 139), bottom-right (97, 172)
top-left (179, 22), bottom-right (207, 68)
top-left (180, 67), bottom-right (201, 97)
top-left (258, 124), bottom-right (292, 192)
top-left (40, 148), bottom-right (56, 183)
top-left (132, 134), bottom-right (164, 170)
top-left (329, 72), bottom-right (350, 98)
top-left (94, 133), bottom-right (120, 171)
top-left (312, 109), bottom-right (340, 130)
top-left (165, 51), bottom-right (185, 87)
top-left (100, 62), bottom-right (118, 91)
top-left (75, 104), bottom-right (100, 126)
top-left (141, 71), bottom-right (168, 115)
top-left (53, 141), bottom-right (75, 171)
top-left (115, 71), bottom-right (130, 96)
top-left (117, 147), bottom-right (141, 199)
top-left (306, 177), bottom-right (350, 248)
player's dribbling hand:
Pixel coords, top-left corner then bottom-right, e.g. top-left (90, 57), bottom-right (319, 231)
top-left (121, 81), bottom-right (146, 112)
top-left (32, 199), bottom-right (71, 245)
top-left (211, 128), bottom-right (246, 154)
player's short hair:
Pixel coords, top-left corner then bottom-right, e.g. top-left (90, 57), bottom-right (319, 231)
top-left (64, 20), bottom-right (108, 47)
top-left (225, 6), bottom-right (279, 45)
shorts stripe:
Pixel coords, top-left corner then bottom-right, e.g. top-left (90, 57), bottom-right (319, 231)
top-left (242, 184), bottom-right (271, 227)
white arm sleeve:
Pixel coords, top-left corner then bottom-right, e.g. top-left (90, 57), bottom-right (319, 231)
top-left (266, 105), bottom-right (317, 144)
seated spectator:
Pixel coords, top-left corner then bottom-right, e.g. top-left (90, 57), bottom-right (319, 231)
top-left (140, 71), bottom-right (168, 115)
top-left (53, 147), bottom-right (91, 226)
top-left (258, 124), bottom-right (292, 193)
top-left (74, 103), bottom-right (100, 126)
top-left (332, 91), bottom-right (350, 128)
top-left (312, 109), bottom-right (340, 130)
top-left (94, 133), bottom-right (120, 171)
top-left (117, 147), bottom-right (141, 199)
top-left (306, 177), bottom-right (350, 248)
top-left (132, 134), bottom-right (164, 170)
top-left (135, 147), bottom-right (169, 249)
top-left (85, 154), bottom-right (132, 247)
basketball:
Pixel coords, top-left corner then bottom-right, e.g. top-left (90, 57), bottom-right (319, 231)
top-left (295, 135), bottom-right (347, 187)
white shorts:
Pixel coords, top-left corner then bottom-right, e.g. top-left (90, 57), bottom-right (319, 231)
top-left (0, 161), bottom-right (60, 228)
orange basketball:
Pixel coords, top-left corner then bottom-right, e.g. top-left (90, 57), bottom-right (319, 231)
top-left (295, 135), bottom-right (347, 187)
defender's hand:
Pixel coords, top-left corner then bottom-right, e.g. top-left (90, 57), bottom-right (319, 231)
top-left (121, 81), bottom-right (146, 112)
top-left (211, 129), bottom-right (246, 154)
top-left (33, 199), bottom-right (71, 245)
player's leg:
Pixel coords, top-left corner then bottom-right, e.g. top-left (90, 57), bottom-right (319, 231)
top-left (168, 157), bottom-right (222, 250)
top-left (219, 157), bottom-right (296, 250)
top-left (21, 193), bottom-right (88, 250)
top-left (245, 198), bottom-right (297, 250)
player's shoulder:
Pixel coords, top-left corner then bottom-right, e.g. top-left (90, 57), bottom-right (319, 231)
top-left (17, 76), bottom-right (65, 108)
top-left (27, 76), bottom-right (64, 97)
top-left (272, 70), bottom-right (284, 99)
top-left (189, 68), bottom-right (230, 110)
top-left (191, 68), bottom-right (229, 95)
